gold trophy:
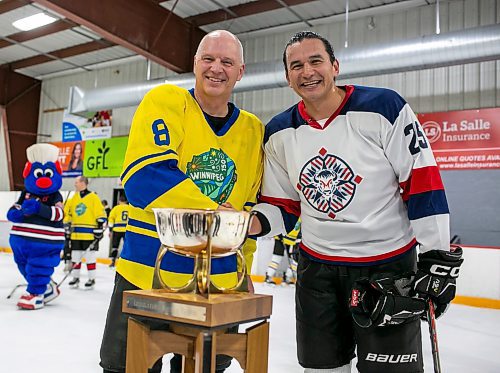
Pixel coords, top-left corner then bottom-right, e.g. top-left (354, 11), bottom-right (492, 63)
top-left (123, 208), bottom-right (272, 372)
top-left (152, 208), bottom-right (252, 297)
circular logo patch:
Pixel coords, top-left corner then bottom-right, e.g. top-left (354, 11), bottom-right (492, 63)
top-left (187, 148), bottom-right (237, 204)
top-left (297, 148), bottom-right (362, 219)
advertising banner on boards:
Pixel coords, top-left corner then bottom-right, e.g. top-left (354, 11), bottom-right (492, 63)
top-left (51, 141), bottom-right (86, 178)
top-left (418, 108), bottom-right (500, 170)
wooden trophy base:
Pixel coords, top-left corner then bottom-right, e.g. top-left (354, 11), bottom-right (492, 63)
top-left (123, 290), bottom-right (273, 372)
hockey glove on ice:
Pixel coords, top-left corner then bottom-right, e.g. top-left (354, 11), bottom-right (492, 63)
top-left (350, 274), bottom-right (426, 328)
top-left (412, 247), bottom-right (463, 319)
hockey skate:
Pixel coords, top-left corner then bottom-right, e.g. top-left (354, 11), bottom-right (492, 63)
top-left (68, 278), bottom-right (80, 288)
top-left (84, 279), bottom-right (95, 289)
top-left (44, 281), bottom-right (60, 304)
top-left (17, 293), bottom-right (44, 310)
top-left (264, 274), bottom-right (276, 285)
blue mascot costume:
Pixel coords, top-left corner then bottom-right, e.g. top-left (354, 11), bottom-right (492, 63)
top-left (7, 143), bottom-right (65, 310)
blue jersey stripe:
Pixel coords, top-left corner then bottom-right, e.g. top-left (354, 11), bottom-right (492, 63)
top-left (124, 159), bottom-right (187, 209)
top-left (121, 230), bottom-right (237, 274)
top-left (340, 85), bottom-right (406, 125)
top-left (128, 218), bottom-right (156, 232)
top-left (407, 190), bottom-right (449, 220)
top-left (121, 149), bottom-right (177, 181)
top-left (73, 227), bottom-right (94, 233)
top-left (121, 231), bottom-right (161, 267)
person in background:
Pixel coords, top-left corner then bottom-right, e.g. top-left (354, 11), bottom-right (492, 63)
top-left (67, 142), bottom-right (83, 172)
top-left (107, 195), bottom-right (129, 268)
top-left (63, 176), bottom-right (107, 289)
top-left (102, 199), bottom-right (111, 218)
top-left (265, 219), bottom-right (301, 285)
top-left (100, 30), bottom-right (264, 373)
top-left (249, 31), bottom-right (463, 373)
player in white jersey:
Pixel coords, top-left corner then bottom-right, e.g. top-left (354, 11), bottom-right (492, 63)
top-left (249, 31), bottom-right (463, 373)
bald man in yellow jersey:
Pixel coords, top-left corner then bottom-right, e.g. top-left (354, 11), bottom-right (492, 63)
top-left (100, 30), bottom-right (264, 373)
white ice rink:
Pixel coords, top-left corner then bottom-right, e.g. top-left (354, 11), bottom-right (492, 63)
top-left (1, 252), bottom-right (499, 373)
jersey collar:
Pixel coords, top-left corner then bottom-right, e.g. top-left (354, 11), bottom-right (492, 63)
top-left (188, 88), bottom-right (240, 136)
top-left (298, 85), bottom-right (354, 130)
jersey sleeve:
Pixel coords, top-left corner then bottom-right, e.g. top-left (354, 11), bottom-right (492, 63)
top-left (383, 102), bottom-right (450, 253)
top-left (252, 131), bottom-right (300, 237)
top-left (63, 195), bottom-right (73, 224)
top-left (120, 85), bottom-right (218, 212)
top-left (108, 207), bottom-right (116, 228)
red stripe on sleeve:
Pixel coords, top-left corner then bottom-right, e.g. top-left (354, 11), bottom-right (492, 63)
top-left (400, 166), bottom-right (444, 200)
top-left (259, 195), bottom-right (301, 217)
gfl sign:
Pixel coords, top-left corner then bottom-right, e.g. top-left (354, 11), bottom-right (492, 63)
top-left (86, 141), bottom-right (110, 170)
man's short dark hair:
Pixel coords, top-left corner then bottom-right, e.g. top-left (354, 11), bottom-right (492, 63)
top-left (282, 31), bottom-right (336, 74)
top-left (118, 195), bottom-right (128, 203)
top-left (79, 176), bottom-right (89, 185)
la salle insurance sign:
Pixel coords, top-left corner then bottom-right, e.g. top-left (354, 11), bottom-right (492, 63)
top-left (418, 108), bottom-right (500, 170)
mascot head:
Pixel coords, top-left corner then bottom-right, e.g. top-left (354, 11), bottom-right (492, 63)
top-left (23, 143), bottom-right (63, 195)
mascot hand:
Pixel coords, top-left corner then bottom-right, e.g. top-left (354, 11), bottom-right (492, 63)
top-left (7, 205), bottom-right (25, 223)
top-left (21, 198), bottom-right (41, 215)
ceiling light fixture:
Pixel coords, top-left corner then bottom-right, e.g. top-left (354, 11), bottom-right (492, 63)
top-left (12, 13), bottom-right (57, 31)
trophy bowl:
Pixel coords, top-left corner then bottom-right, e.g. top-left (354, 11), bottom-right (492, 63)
top-left (152, 208), bottom-right (252, 295)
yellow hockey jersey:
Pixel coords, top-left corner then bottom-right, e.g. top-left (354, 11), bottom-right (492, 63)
top-left (275, 219), bottom-right (301, 246)
top-left (63, 191), bottom-right (107, 240)
top-left (117, 84), bottom-right (264, 289)
top-left (108, 204), bottom-right (129, 233)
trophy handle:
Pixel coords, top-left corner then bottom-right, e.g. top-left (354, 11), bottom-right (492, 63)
top-left (209, 249), bottom-right (247, 293)
top-left (152, 244), bottom-right (197, 292)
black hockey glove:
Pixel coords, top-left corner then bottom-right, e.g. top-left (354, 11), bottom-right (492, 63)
top-left (412, 247), bottom-right (463, 319)
top-left (93, 227), bottom-right (104, 241)
top-left (350, 274), bottom-right (426, 328)
top-left (64, 224), bottom-right (72, 240)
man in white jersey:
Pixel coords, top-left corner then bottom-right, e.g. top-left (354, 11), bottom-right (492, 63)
top-left (249, 31), bottom-right (463, 373)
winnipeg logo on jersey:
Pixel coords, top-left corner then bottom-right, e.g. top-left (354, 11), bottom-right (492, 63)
top-left (75, 203), bottom-right (87, 216)
top-left (187, 148), bottom-right (237, 204)
top-left (297, 147), bottom-right (363, 219)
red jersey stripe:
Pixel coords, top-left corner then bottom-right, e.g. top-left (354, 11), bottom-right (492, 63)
top-left (400, 166), bottom-right (444, 201)
top-left (300, 238), bottom-right (417, 263)
top-left (12, 226), bottom-right (64, 236)
top-left (259, 195), bottom-right (301, 217)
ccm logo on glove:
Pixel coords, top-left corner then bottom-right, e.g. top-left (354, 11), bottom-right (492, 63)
top-left (429, 264), bottom-right (460, 278)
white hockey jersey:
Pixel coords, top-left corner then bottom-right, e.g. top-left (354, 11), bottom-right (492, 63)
top-left (253, 85), bottom-right (450, 265)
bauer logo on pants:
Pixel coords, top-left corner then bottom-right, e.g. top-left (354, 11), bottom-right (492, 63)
top-left (297, 147), bottom-right (363, 219)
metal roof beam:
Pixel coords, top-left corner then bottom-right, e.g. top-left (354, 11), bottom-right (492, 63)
top-left (0, 0), bottom-right (31, 15)
top-left (7, 39), bottom-right (113, 69)
top-left (0, 19), bottom-right (76, 49)
top-left (185, 0), bottom-right (316, 26)
top-left (33, 0), bottom-right (205, 73)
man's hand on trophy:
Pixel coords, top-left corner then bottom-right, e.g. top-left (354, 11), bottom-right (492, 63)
top-left (217, 202), bottom-right (236, 211)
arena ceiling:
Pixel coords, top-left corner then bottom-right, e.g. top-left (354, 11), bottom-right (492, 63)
top-left (0, 0), bottom-right (441, 79)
